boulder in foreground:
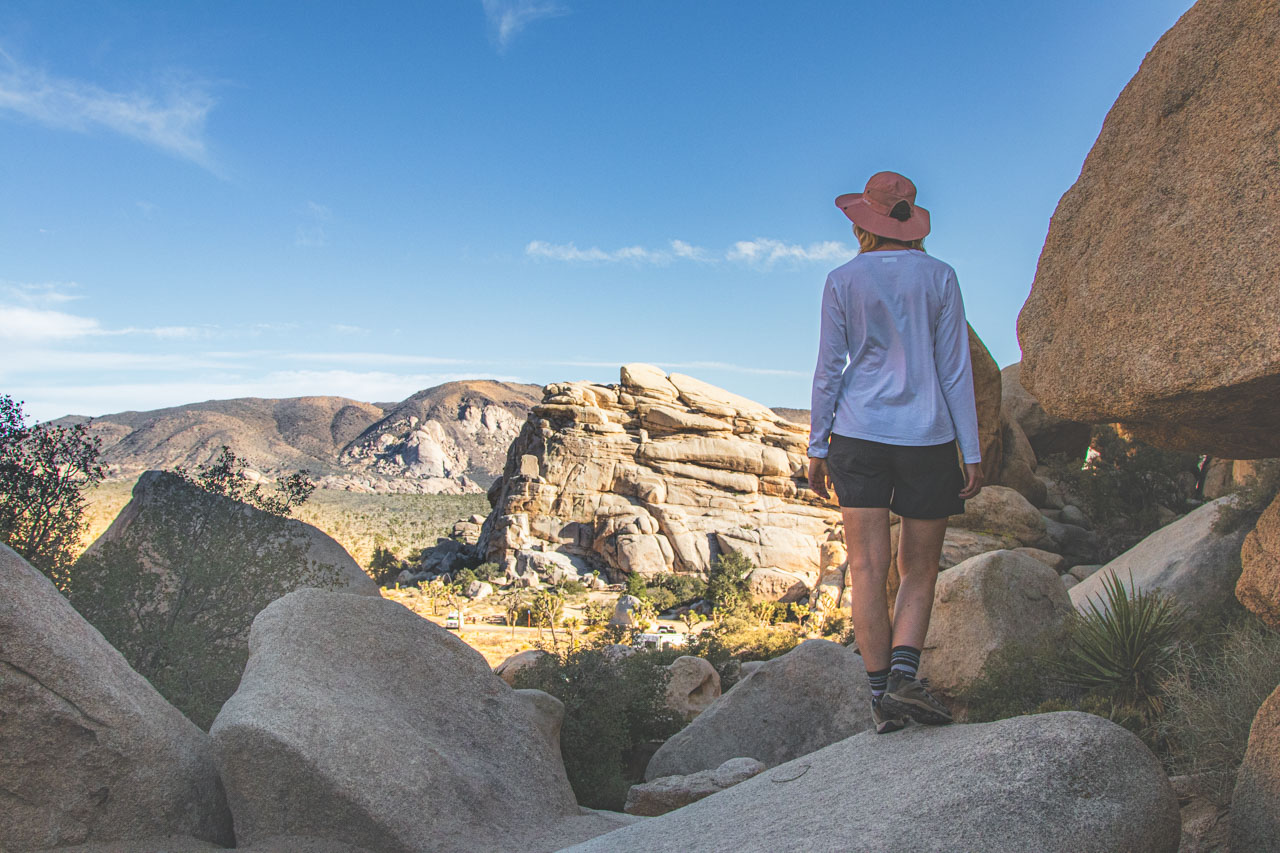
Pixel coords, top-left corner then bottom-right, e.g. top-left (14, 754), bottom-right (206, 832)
top-left (565, 712), bottom-right (1180, 853)
top-left (1070, 496), bottom-right (1248, 621)
top-left (1231, 684), bottom-right (1280, 853)
top-left (0, 544), bottom-right (232, 851)
top-left (1016, 0), bottom-right (1280, 458)
top-left (644, 639), bottom-right (872, 780)
top-left (210, 589), bottom-right (632, 852)
top-left (1237, 491), bottom-right (1280, 629)
top-left (921, 549), bottom-right (1072, 694)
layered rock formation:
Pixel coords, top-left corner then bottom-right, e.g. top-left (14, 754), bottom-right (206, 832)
top-left (479, 364), bottom-right (843, 586)
top-left (1017, 0), bottom-right (1280, 458)
top-left (565, 712), bottom-right (1181, 853)
top-left (0, 544), bottom-right (232, 850)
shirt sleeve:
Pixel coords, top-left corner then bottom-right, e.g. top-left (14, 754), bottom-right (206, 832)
top-left (934, 269), bottom-right (982, 463)
top-left (808, 275), bottom-right (847, 458)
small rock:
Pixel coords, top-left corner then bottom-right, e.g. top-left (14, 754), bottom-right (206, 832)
top-left (624, 757), bottom-right (766, 817)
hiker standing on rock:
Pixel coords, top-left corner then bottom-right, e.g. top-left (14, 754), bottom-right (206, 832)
top-left (807, 171), bottom-right (983, 734)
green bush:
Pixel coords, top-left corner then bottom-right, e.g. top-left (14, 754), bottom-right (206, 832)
top-left (367, 545), bottom-right (402, 585)
top-left (706, 552), bottom-right (753, 612)
top-left (1057, 570), bottom-right (1183, 720)
top-left (453, 567), bottom-right (477, 587)
top-left (557, 578), bottom-right (588, 596)
top-left (1046, 425), bottom-right (1200, 560)
top-left (511, 646), bottom-right (683, 810)
top-left (625, 572), bottom-right (646, 599)
top-left (473, 561), bottom-right (500, 582)
top-left (1156, 613), bottom-right (1280, 803)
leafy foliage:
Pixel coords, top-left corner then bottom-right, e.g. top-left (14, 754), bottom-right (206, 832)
top-left (0, 396), bottom-right (104, 587)
top-left (68, 475), bottom-right (342, 728)
top-left (1056, 571), bottom-right (1183, 719)
top-left (705, 551), bottom-right (754, 612)
top-left (368, 545), bottom-right (403, 584)
top-left (512, 645), bottom-right (683, 810)
top-left (176, 445), bottom-right (314, 517)
top-left (1046, 425), bottom-right (1200, 560)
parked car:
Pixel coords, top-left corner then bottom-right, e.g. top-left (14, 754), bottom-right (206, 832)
top-left (444, 610), bottom-right (462, 630)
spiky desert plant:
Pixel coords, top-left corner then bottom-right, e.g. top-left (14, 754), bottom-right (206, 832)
top-left (1056, 570), bottom-right (1182, 719)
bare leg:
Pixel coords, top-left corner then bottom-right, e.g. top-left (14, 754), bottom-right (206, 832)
top-left (841, 507), bottom-right (892, 670)
top-left (891, 516), bottom-right (949, 650)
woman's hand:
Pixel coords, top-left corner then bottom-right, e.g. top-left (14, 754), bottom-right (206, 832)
top-left (808, 457), bottom-right (831, 499)
top-left (959, 462), bottom-right (984, 500)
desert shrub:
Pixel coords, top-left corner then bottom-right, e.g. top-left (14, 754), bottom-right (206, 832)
top-left (1046, 425), bottom-right (1201, 560)
top-left (556, 578), bottom-right (587, 596)
top-left (176, 445), bottom-right (313, 517)
top-left (649, 572), bottom-right (707, 605)
top-left (683, 613), bottom-right (801, 689)
top-left (953, 629), bottom-right (1083, 723)
top-left (473, 561), bottom-right (500, 582)
top-left (1156, 613), bottom-right (1280, 803)
top-left (644, 585), bottom-right (677, 612)
top-left (582, 601), bottom-right (611, 627)
top-left (1057, 571), bottom-right (1183, 721)
top-left (368, 545), bottom-right (402, 585)
top-left (453, 567), bottom-right (478, 587)
top-left (706, 552), bottom-right (754, 612)
top-left (625, 571), bottom-right (646, 599)
top-left (821, 611), bottom-right (850, 639)
top-left (0, 395), bottom-right (105, 587)
top-left (511, 646), bottom-right (683, 810)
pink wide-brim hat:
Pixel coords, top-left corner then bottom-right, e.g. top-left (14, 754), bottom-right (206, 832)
top-left (836, 170), bottom-right (931, 242)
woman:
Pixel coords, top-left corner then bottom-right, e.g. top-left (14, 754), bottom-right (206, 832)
top-left (807, 170), bottom-right (983, 734)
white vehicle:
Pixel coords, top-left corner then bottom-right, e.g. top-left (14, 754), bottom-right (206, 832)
top-left (633, 630), bottom-right (686, 651)
top-left (444, 610), bottom-right (462, 630)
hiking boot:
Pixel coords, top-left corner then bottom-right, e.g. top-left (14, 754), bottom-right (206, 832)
top-left (881, 671), bottom-right (953, 725)
top-left (871, 697), bottom-right (906, 734)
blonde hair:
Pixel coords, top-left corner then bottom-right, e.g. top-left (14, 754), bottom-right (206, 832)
top-left (854, 224), bottom-right (926, 254)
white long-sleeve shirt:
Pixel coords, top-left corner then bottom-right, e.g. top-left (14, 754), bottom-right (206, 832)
top-left (808, 249), bottom-right (982, 463)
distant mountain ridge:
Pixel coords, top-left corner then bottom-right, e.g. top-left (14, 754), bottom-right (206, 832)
top-left (58, 381), bottom-right (543, 494)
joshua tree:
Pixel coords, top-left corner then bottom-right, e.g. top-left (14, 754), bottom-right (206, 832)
top-left (790, 602), bottom-right (811, 629)
top-left (679, 608), bottom-right (701, 635)
top-left (500, 589), bottom-right (526, 638)
top-left (563, 614), bottom-right (582, 650)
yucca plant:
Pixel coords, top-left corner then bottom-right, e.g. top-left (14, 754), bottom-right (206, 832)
top-left (1055, 570), bottom-right (1183, 720)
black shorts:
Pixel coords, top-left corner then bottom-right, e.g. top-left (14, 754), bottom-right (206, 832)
top-left (825, 433), bottom-right (965, 519)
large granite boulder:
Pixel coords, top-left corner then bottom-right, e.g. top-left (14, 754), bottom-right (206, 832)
top-left (949, 485), bottom-right (1051, 549)
top-left (564, 712), bottom-right (1180, 853)
top-left (1017, 0), bottom-right (1280, 458)
top-left (1237, 491), bottom-right (1280, 628)
top-left (998, 412), bottom-right (1049, 508)
top-left (83, 470), bottom-right (378, 596)
top-left (209, 589), bottom-right (632, 852)
top-left (921, 550), bottom-right (1073, 694)
top-left (1231, 684), bottom-right (1280, 853)
top-left (0, 544), bottom-right (232, 851)
top-left (665, 655), bottom-right (721, 719)
top-left (644, 639), bottom-right (873, 780)
top-left (1001, 362), bottom-right (1090, 461)
top-left (624, 757), bottom-right (765, 817)
top-left (968, 325), bottom-right (1004, 485)
top-left (1071, 497), bottom-right (1249, 620)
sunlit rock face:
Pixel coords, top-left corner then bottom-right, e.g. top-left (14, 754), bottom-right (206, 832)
top-left (1018, 0), bottom-right (1280, 458)
top-left (478, 365), bottom-right (843, 592)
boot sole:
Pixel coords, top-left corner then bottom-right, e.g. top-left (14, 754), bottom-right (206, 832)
top-left (881, 692), bottom-right (953, 726)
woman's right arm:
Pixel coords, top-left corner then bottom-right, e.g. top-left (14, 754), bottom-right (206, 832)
top-left (809, 275), bottom-right (847, 465)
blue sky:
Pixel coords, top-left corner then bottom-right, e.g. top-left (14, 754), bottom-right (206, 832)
top-left (1, 0), bottom-right (1194, 421)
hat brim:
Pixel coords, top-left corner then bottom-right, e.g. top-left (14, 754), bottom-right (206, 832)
top-left (835, 193), bottom-right (931, 242)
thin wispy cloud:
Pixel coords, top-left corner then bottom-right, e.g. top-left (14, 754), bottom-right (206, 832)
top-left (0, 280), bottom-right (82, 305)
top-left (0, 50), bottom-right (216, 169)
top-left (481, 0), bottom-right (568, 51)
top-left (526, 237), bottom-right (856, 267)
top-left (295, 200), bottom-right (332, 248)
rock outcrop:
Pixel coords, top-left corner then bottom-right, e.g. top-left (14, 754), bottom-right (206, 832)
top-left (0, 544), bottom-right (232, 851)
top-left (1000, 362), bottom-right (1090, 461)
top-left (1231, 684), bottom-right (1280, 853)
top-left (564, 712), bottom-right (1181, 853)
top-left (644, 639), bottom-right (873, 780)
top-left (948, 485), bottom-right (1051, 550)
top-left (82, 470), bottom-right (378, 597)
top-left (1017, 0), bottom-right (1280, 458)
top-left (624, 757), bottom-right (765, 817)
top-left (338, 380), bottom-right (542, 490)
top-left (921, 550), bottom-right (1073, 694)
top-left (1070, 496), bottom-right (1248, 620)
top-left (1238, 491), bottom-right (1280, 629)
top-left (664, 655), bottom-right (721, 719)
top-left (478, 365), bottom-right (842, 589)
top-left (209, 589), bottom-right (631, 853)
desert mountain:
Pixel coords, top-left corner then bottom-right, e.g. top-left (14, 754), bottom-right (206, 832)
top-left (57, 381), bottom-right (542, 493)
